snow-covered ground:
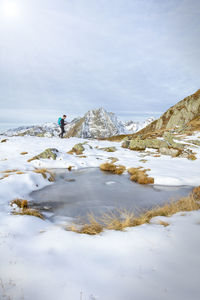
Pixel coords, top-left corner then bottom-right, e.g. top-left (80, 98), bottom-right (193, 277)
top-left (0, 135), bottom-right (200, 300)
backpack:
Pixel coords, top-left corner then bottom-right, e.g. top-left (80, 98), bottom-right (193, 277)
top-left (58, 117), bottom-right (62, 125)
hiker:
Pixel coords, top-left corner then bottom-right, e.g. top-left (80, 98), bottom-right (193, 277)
top-left (58, 115), bottom-right (67, 138)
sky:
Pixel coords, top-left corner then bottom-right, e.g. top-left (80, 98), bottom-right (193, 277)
top-left (0, 0), bottom-right (200, 131)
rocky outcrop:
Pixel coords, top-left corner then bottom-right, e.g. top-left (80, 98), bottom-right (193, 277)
top-left (159, 147), bottom-right (180, 157)
top-left (122, 133), bottom-right (186, 158)
top-left (133, 89), bottom-right (200, 138)
top-left (28, 148), bottom-right (58, 162)
top-left (68, 143), bottom-right (85, 155)
top-left (99, 147), bottom-right (117, 152)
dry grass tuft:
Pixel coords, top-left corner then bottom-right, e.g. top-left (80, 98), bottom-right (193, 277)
top-left (101, 210), bottom-right (136, 230)
top-left (100, 163), bottom-right (126, 175)
top-left (16, 171), bottom-right (25, 175)
top-left (34, 168), bottom-right (47, 179)
top-left (69, 214), bottom-right (103, 235)
top-left (20, 152), bottom-right (28, 155)
top-left (34, 168), bottom-right (55, 182)
top-left (68, 187), bottom-right (200, 235)
top-left (10, 198), bottom-right (44, 219)
top-left (10, 198), bottom-right (28, 209)
top-left (13, 208), bottom-right (44, 219)
top-left (67, 150), bottom-right (74, 155)
top-left (0, 169), bottom-right (19, 173)
top-left (187, 154), bottom-right (197, 160)
top-left (193, 186), bottom-right (200, 200)
top-left (157, 220), bottom-right (170, 227)
top-left (128, 167), bottom-right (154, 184)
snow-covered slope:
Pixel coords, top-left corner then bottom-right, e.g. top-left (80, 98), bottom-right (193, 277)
top-left (124, 117), bottom-right (155, 133)
top-left (2, 123), bottom-right (60, 138)
top-left (1, 108), bottom-right (155, 138)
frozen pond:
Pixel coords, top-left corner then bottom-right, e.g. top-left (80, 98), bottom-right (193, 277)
top-left (30, 168), bottom-right (193, 225)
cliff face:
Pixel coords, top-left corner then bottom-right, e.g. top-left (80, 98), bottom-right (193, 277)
top-left (134, 89), bottom-right (200, 137)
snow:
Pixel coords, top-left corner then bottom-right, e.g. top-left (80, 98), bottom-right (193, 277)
top-left (0, 135), bottom-right (200, 300)
top-left (124, 117), bottom-right (155, 133)
top-left (1, 108), bottom-right (155, 138)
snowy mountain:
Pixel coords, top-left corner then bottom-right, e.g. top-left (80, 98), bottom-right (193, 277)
top-left (123, 117), bottom-right (155, 133)
top-left (65, 107), bottom-right (126, 138)
top-left (1, 108), bottom-right (155, 138)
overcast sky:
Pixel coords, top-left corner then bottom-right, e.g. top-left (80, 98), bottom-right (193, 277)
top-left (0, 0), bottom-right (200, 130)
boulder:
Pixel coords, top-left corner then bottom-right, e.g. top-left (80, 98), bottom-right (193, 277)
top-left (1, 139), bottom-right (8, 143)
top-left (99, 147), bottom-right (117, 152)
top-left (28, 148), bottom-right (58, 162)
top-left (163, 132), bottom-right (184, 150)
top-left (72, 143), bottom-right (85, 155)
top-left (159, 147), bottom-right (180, 157)
top-left (123, 136), bottom-right (168, 151)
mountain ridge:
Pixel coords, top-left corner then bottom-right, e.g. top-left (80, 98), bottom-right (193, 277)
top-left (1, 107), bottom-right (154, 139)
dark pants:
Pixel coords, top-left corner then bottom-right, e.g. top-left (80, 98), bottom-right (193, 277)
top-left (59, 126), bottom-right (65, 138)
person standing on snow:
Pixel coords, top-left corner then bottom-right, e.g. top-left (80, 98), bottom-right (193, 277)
top-left (58, 115), bottom-right (67, 138)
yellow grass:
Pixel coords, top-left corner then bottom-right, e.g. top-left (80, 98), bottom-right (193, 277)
top-left (16, 171), bottom-right (25, 175)
top-left (68, 187), bottom-right (200, 235)
top-left (128, 167), bottom-right (154, 184)
top-left (193, 186), bottom-right (200, 199)
top-left (0, 174), bottom-right (10, 180)
top-left (0, 169), bottom-right (19, 173)
top-left (67, 150), bottom-right (74, 155)
top-left (34, 168), bottom-right (55, 182)
top-left (20, 152), bottom-right (28, 155)
top-left (10, 198), bottom-right (44, 219)
top-left (100, 163), bottom-right (126, 175)
top-left (157, 220), bottom-right (170, 227)
top-left (13, 209), bottom-right (44, 219)
top-left (11, 198), bottom-right (28, 209)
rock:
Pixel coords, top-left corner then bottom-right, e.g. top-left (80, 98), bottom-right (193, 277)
top-left (72, 143), bottom-right (85, 155)
top-left (163, 132), bottom-right (184, 150)
top-left (122, 138), bottom-right (130, 148)
top-left (99, 147), bottom-right (117, 152)
top-left (123, 136), bottom-right (168, 151)
top-left (129, 137), bottom-right (146, 150)
top-left (28, 148), bottom-right (58, 162)
top-left (122, 133), bottom-right (185, 159)
top-left (159, 147), bottom-right (180, 157)
top-left (188, 140), bottom-right (200, 146)
top-left (179, 149), bottom-right (197, 160)
top-left (1, 139), bottom-right (8, 143)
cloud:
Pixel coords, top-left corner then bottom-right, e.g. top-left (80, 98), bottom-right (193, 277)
top-left (0, 0), bottom-right (200, 128)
